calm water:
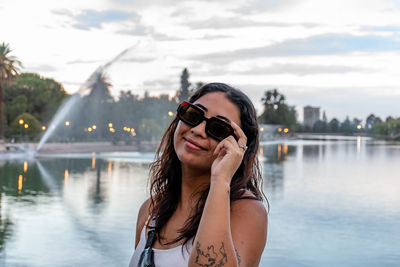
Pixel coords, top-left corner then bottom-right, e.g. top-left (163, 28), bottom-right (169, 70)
top-left (0, 138), bottom-right (399, 267)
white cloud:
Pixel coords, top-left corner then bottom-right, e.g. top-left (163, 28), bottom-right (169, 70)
top-left (1, 0), bottom-right (400, 120)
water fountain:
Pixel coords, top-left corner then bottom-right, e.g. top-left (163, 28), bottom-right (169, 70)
top-left (36, 46), bottom-right (133, 152)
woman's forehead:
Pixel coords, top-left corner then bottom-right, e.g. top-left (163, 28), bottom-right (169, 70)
top-left (193, 92), bottom-right (241, 125)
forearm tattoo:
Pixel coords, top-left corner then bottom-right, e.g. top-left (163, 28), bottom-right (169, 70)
top-left (195, 241), bottom-right (228, 267)
top-left (235, 248), bottom-right (241, 266)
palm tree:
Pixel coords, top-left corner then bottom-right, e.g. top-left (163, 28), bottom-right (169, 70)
top-left (0, 42), bottom-right (22, 138)
top-left (87, 71), bottom-right (113, 140)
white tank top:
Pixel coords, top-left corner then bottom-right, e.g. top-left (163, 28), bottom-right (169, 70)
top-left (128, 224), bottom-right (192, 267)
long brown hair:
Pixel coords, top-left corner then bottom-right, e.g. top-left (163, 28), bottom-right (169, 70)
top-left (149, 83), bottom-right (267, 246)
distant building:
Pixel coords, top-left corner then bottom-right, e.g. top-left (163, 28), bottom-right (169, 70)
top-left (303, 106), bottom-right (320, 128)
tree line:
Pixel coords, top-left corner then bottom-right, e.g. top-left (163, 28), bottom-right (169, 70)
top-left (257, 87), bottom-right (400, 140)
top-left (1, 42), bottom-right (399, 143)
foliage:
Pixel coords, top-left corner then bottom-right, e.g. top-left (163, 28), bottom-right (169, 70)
top-left (259, 89), bottom-right (297, 130)
top-left (4, 73), bottom-right (67, 125)
top-left (374, 117), bottom-right (400, 138)
top-left (176, 68), bottom-right (191, 103)
top-left (328, 118), bottom-right (340, 133)
top-left (3, 63), bottom-right (399, 142)
top-left (137, 118), bottom-right (164, 141)
top-left (0, 42), bottom-right (22, 137)
top-left (8, 112), bottom-right (41, 141)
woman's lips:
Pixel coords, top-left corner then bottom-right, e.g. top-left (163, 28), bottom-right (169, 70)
top-left (184, 138), bottom-right (207, 151)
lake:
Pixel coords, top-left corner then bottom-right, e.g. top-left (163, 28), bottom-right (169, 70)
top-left (0, 137), bottom-right (399, 266)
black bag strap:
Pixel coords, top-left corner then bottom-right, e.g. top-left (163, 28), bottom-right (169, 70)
top-left (144, 217), bottom-right (156, 249)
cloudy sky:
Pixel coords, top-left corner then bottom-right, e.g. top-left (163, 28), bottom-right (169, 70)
top-left (1, 0), bottom-right (400, 121)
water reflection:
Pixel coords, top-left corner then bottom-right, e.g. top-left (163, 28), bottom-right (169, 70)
top-left (261, 144), bottom-right (295, 163)
top-left (1, 139), bottom-right (400, 266)
top-left (0, 157), bottom-right (149, 266)
top-left (261, 144), bottom-right (296, 196)
top-left (89, 159), bottom-right (106, 209)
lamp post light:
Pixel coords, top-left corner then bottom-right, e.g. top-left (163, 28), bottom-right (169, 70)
top-left (18, 119), bottom-right (24, 142)
top-left (23, 123), bottom-right (29, 142)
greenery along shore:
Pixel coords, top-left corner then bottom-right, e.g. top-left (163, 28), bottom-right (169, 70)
top-left (1, 42), bottom-right (399, 143)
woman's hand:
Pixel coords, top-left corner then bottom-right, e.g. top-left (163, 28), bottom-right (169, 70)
top-left (211, 121), bottom-right (247, 185)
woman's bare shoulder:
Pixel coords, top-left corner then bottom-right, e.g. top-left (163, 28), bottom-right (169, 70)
top-left (230, 190), bottom-right (268, 241)
top-left (135, 198), bottom-right (152, 247)
top-left (231, 192), bottom-right (268, 221)
top-left (137, 198), bottom-right (152, 227)
top-left (230, 192), bottom-right (268, 266)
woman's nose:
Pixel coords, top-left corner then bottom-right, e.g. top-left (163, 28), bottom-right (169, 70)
top-left (190, 121), bottom-right (207, 138)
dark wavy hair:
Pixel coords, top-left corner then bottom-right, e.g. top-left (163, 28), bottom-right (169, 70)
top-left (148, 82), bottom-right (267, 246)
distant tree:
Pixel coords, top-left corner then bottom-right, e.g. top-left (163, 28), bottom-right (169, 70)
top-left (4, 95), bottom-right (27, 127)
top-left (86, 71), bottom-right (114, 139)
top-left (137, 118), bottom-right (164, 141)
top-left (328, 118), bottom-right (340, 133)
top-left (10, 112), bottom-right (41, 141)
top-left (177, 68), bottom-right (191, 102)
top-left (341, 116), bottom-right (353, 134)
top-left (192, 81), bottom-right (205, 95)
top-left (322, 111), bottom-right (328, 123)
top-left (4, 73), bottom-right (67, 126)
top-left (385, 116), bottom-right (394, 123)
top-left (374, 117), bottom-right (400, 138)
top-left (365, 114), bottom-right (377, 133)
top-left (259, 89), bottom-right (297, 130)
top-left (0, 42), bottom-right (22, 138)
top-left (313, 120), bottom-right (326, 132)
top-left (313, 111), bottom-right (328, 132)
top-left (87, 71), bottom-right (113, 103)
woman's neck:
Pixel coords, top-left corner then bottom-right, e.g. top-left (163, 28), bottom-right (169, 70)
top-left (178, 164), bottom-right (210, 212)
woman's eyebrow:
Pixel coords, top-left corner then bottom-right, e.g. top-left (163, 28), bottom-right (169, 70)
top-left (216, 115), bottom-right (231, 123)
top-left (194, 103), bottom-right (208, 111)
top-left (194, 103), bottom-right (231, 122)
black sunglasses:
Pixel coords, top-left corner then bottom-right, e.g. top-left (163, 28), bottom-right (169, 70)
top-left (177, 101), bottom-right (236, 142)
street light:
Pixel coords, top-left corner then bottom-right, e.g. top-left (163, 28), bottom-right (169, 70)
top-left (18, 119), bottom-right (24, 142)
top-left (65, 121), bottom-right (70, 126)
top-left (24, 123), bottom-right (29, 129)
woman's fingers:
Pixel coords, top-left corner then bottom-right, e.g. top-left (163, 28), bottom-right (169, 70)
top-left (214, 122), bottom-right (247, 156)
top-left (230, 121), bottom-right (247, 149)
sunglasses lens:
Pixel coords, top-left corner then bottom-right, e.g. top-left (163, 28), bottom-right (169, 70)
top-left (179, 105), bottom-right (203, 126)
top-left (178, 102), bottom-right (235, 142)
top-left (207, 118), bottom-right (233, 141)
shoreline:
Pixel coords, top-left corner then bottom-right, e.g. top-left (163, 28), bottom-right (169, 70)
top-left (1, 134), bottom-right (398, 156)
top-left (0, 141), bottom-right (159, 154)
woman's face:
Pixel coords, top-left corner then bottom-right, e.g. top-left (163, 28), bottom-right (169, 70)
top-left (173, 92), bottom-right (241, 171)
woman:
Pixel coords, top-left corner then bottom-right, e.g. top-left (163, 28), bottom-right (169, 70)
top-left (129, 83), bottom-right (268, 267)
